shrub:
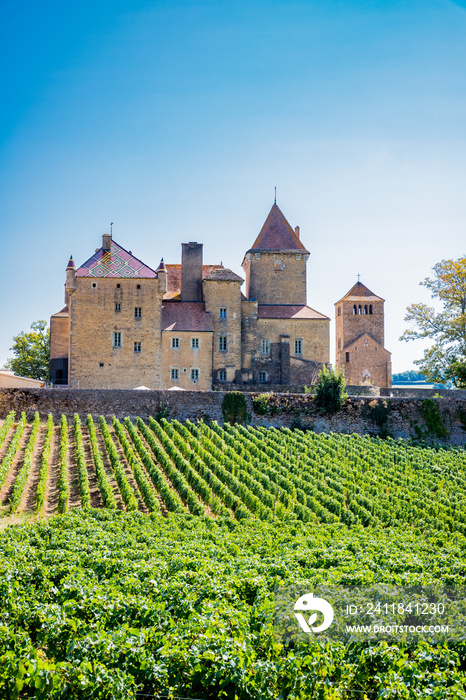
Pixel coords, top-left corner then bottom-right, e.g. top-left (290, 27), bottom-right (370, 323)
top-left (252, 393), bottom-right (272, 415)
top-left (314, 366), bottom-right (347, 414)
top-left (222, 391), bottom-right (247, 424)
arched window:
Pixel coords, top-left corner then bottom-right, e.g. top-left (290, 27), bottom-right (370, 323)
top-left (353, 305), bottom-right (357, 315)
top-left (364, 305), bottom-right (368, 314)
top-left (369, 305), bottom-right (373, 315)
top-left (358, 305), bottom-right (362, 314)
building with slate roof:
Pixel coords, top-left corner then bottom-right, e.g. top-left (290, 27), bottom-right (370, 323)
top-left (50, 204), bottom-right (336, 389)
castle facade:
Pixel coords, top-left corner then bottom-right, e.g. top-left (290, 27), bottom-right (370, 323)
top-left (49, 203), bottom-right (391, 390)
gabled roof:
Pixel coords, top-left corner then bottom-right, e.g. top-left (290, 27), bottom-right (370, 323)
top-left (336, 281), bottom-right (384, 304)
top-left (203, 268), bottom-right (243, 283)
top-left (76, 239), bottom-right (157, 279)
top-left (257, 304), bottom-right (329, 320)
top-left (161, 301), bottom-right (214, 332)
top-left (247, 203), bottom-right (308, 253)
top-left (341, 332), bottom-right (391, 355)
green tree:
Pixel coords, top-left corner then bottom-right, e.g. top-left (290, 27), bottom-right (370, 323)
top-left (400, 256), bottom-right (466, 387)
top-left (5, 320), bottom-right (50, 380)
top-left (314, 366), bottom-right (347, 413)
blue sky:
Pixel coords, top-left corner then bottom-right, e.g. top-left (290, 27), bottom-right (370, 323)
top-left (1, 0), bottom-right (466, 374)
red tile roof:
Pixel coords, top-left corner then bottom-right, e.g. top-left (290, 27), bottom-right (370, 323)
top-left (248, 204), bottom-right (308, 253)
top-left (257, 304), bottom-right (329, 320)
top-left (161, 301), bottom-right (214, 332)
top-left (76, 240), bottom-right (157, 279)
top-left (336, 281), bottom-right (384, 303)
top-left (164, 264), bottom-right (224, 299)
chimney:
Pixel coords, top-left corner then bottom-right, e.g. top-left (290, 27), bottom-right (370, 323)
top-left (65, 256), bottom-right (77, 299)
top-left (156, 258), bottom-right (167, 295)
top-left (295, 226), bottom-right (300, 239)
top-left (181, 242), bottom-right (203, 301)
top-left (102, 233), bottom-right (112, 251)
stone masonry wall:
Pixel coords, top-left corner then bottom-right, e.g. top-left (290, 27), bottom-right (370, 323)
top-left (1, 388), bottom-right (466, 445)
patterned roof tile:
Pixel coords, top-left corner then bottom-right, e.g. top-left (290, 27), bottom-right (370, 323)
top-left (76, 240), bottom-right (157, 279)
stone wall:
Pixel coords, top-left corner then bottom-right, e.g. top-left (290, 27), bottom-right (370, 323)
top-left (1, 388), bottom-right (466, 445)
top-left (243, 253), bottom-right (307, 305)
top-left (69, 277), bottom-right (164, 390)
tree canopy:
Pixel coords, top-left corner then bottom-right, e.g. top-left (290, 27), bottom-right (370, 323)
top-left (5, 320), bottom-right (50, 381)
top-left (400, 257), bottom-right (466, 387)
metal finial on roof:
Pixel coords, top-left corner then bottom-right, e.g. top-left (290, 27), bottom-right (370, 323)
top-left (357, 273), bottom-right (361, 282)
top-left (110, 222), bottom-right (113, 236)
top-left (274, 186), bottom-right (277, 205)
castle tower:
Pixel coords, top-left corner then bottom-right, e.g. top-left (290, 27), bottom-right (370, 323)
top-left (242, 203), bottom-right (309, 305)
top-left (335, 280), bottom-right (391, 388)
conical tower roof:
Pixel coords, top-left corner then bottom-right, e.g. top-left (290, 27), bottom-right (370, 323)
top-left (247, 203), bottom-right (308, 253)
top-left (336, 280), bottom-right (384, 304)
top-left (66, 256), bottom-right (76, 270)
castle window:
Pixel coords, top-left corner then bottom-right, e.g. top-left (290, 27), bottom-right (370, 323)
top-left (135, 307), bottom-right (142, 318)
top-left (137, 284), bottom-right (141, 289)
top-left (218, 369), bottom-right (227, 382)
top-left (190, 368), bottom-right (200, 382)
top-left (260, 338), bottom-right (270, 355)
top-left (134, 342), bottom-right (141, 353)
top-left (352, 305), bottom-right (356, 314)
top-left (191, 337), bottom-right (199, 349)
top-left (115, 303), bottom-right (121, 312)
top-left (171, 337), bottom-right (180, 349)
top-left (255, 252), bottom-right (261, 259)
top-left (358, 305), bottom-right (362, 314)
top-left (364, 305), bottom-right (368, 314)
top-left (92, 282), bottom-right (97, 288)
top-left (218, 335), bottom-right (228, 352)
top-left (369, 305), bottom-right (373, 314)
top-left (219, 307), bottom-right (227, 319)
top-left (258, 371), bottom-right (268, 383)
top-left (171, 368), bottom-right (179, 380)
top-left (99, 362), bottom-right (104, 367)
top-left (296, 254), bottom-right (302, 260)
top-left (116, 284), bottom-right (120, 288)
top-left (113, 332), bottom-right (122, 348)
top-left (345, 352), bottom-right (350, 363)
top-left (294, 339), bottom-right (303, 355)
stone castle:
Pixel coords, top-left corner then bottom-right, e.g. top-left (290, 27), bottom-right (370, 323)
top-left (49, 203), bottom-right (391, 389)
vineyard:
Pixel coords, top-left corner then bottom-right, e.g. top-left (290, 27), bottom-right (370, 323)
top-left (1, 413), bottom-right (466, 698)
top-left (1, 411), bottom-right (466, 530)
